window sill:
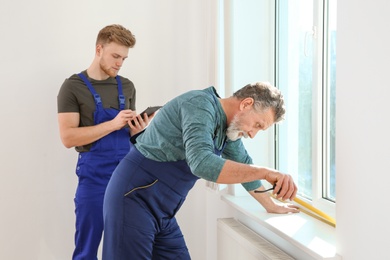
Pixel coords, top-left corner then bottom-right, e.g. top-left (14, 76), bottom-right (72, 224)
top-left (221, 194), bottom-right (341, 260)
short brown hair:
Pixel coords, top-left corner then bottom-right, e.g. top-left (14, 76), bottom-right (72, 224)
top-left (96, 24), bottom-right (136, 48)
top-left (233, 82), bottom-right (286, 123)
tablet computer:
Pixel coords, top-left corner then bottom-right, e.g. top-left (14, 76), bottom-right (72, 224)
top-left (131, 106), bottom-right (162, 126)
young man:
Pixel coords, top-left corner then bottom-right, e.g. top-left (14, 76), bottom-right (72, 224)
top-left (102, 82), bottom-right (299, 260)
top-left (57, 24), bottom-right (150, 260)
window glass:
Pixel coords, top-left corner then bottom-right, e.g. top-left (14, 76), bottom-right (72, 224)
top-left (217, 0), bottom-right (337, 207)
top-left (277, 0), bottom-right (336, 203)
top-left (325, 0), bottom-right (337, 201)
top-left (277, 0), bottom-right (314, 200)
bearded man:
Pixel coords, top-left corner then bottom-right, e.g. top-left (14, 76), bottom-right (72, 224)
top-left (102, 82), bottom-right (299, 260)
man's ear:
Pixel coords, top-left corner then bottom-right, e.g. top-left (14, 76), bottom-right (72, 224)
top-left (96, 44), bottom-right (103, 56)
top-left (240, 98), bottom-right (254, 111)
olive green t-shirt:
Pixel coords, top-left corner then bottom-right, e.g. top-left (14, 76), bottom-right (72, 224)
top-left (57, 70), bottom-right (136, 152)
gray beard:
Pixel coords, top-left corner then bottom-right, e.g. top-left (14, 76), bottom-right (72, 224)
top-left (226, 116), bottom-right (248, 141)
top-left (226, 128), bottom-right (241, 141)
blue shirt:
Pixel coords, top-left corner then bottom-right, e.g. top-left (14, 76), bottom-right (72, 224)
top-left (135, 87), bottom-right (261, 191)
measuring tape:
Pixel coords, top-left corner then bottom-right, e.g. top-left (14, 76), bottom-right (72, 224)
top-left (293, 197), bottom-right (336, 227)
top-left (271, 194), bottom-right (336, 227)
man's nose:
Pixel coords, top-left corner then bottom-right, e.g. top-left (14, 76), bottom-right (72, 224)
top-left (248, 129), bottom-right (260, 139)
top-left (116, 60), bottom-right (123, 67)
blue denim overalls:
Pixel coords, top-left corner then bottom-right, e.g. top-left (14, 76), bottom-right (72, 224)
top-left (74, 73), bottom-right (130, 260)
top-left (103, 96), bottom-right (227, 260)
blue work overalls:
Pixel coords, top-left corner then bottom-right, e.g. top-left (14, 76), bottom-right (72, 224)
top-left (74, 73), bottom-right (130, 260)
top-left (103, 133), bottom-right (227, 260)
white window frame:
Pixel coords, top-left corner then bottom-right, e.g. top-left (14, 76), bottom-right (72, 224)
top-left (216, 0), bottom-right (336, 219)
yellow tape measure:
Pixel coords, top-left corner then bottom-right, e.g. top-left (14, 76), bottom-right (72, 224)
top-left (257, 185), bottom-right (336, 227)
top-left (292, 197), bottom-right (336, 227)
top-left (271, 194), bottom-right (336, 227)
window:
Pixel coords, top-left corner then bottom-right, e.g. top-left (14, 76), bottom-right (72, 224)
top-left (276, 0), bottom-right (336, 215)
top-left (216, 0), bottom-right (337, 218)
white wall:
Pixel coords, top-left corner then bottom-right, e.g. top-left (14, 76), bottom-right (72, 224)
top-left (336, 0), bottom-right (390, 259)
top-left (0, 1), bottom-right (227, 259)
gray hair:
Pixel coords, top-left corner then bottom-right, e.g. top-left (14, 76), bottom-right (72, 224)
top-left (233, 82), bottom-right (285, 123)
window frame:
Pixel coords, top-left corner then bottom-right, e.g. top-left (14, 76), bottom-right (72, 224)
top-left (215, 0), bottom-right (336, 219)
top-left (275, 0), bottom-right (336, 218)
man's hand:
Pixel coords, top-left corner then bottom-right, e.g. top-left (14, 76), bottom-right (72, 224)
top-left (264, 170), bottom-right (298, 201)
top-left (128, 111), bottom-right (158, 135)
top-left (111, 110), bottom-right (137, 130)
top-left (263, 200), bottom-right (300, 214)
top-left (249, 188), bottom-right (300, 214)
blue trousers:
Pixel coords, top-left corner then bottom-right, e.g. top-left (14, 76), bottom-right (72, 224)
top-left (73, 150), bottom-right (127, 260)
top-left (73, 188), bottom-right (104, 260)
top-left (103, 146), bottom-right (198, 259)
